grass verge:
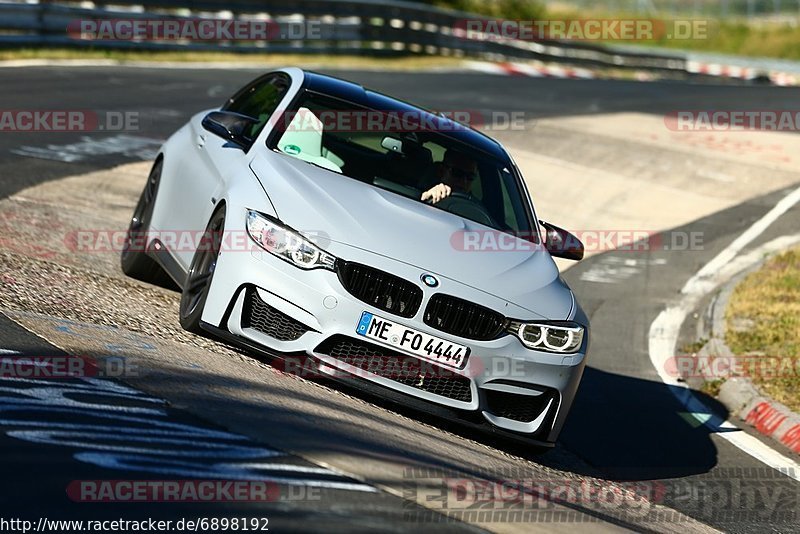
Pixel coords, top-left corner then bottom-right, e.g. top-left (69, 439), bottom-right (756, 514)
top-left (726, 246), bottom-right (800, 412)
top-left (631, 20), bottom-right (800, 61)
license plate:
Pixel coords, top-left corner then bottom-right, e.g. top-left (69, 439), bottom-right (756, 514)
top-left (356, 311), bottom-right (469, 370)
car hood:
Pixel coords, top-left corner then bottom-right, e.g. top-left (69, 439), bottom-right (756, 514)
top-left (250, 151), bottom-right (573, 320)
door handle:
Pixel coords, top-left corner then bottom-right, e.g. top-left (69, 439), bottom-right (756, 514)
top-left (196, 134), bottom-right (206, 148)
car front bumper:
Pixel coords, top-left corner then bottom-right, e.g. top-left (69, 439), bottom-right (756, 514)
top-left (201, 236), bottom-right (588, 444)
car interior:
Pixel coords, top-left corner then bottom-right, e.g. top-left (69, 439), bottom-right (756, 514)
top-left (270, 93), bottom-right (532, 234)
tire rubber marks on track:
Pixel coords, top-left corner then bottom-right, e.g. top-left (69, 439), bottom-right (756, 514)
top-left (54, 317), bottom-right (157, 354)
top-left (0, 350), bottom-right (375, 492)
top-left (33, 314), bottom-right (201, 371)
top-left (580, 256), bottom-right (667, 284)
top-left (11, 134), bottom-right (163, 163)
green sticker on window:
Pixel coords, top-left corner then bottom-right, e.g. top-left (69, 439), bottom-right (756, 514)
top-left (284, 144), bottom-right (301, 155)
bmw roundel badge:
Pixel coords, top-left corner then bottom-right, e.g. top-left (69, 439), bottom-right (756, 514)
top-left (421, 273), bottom-right (439, 287)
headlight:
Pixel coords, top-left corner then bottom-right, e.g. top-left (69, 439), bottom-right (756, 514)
top-left (246, 210), bottom-right (336, 270)
top-left (507, 321), bottom-right (585, 353)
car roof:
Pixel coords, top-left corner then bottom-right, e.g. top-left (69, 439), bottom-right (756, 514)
top-left (301, 70), bottom-right (509, 161)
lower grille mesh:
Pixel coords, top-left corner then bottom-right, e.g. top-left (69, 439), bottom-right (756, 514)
top-left (242, 290), bottom-right (311, 341)
top-left (316, 335), bottom-right (472, 402)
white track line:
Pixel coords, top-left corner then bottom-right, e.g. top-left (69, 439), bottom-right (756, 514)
top-left (0, 349), bottom-right (20, 354)
top-left (649, 183), bottom-right (800, 482)
top-left (684, 185), bottom-right (800, 296)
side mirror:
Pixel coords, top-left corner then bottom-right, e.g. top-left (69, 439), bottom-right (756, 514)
top-left (540, 220), bottom-right (584, 261)
top-left (202, 111), bottom-right (260, 150)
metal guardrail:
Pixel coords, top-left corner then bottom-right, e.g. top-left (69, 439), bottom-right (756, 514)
top-left (551, 0), bottom-right (800, 19)
top-left (0, 0), bottom-right (687, 72)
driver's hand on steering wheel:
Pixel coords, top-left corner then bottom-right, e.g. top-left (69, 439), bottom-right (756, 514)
top-left (421, 183), bottom-right (452, 204)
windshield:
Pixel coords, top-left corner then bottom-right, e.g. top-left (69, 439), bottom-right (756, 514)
top-left (267, 90), bottom-right (535, 237)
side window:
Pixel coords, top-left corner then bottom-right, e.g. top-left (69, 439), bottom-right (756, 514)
top-left (499, 177), bottom-right (519, 231)
top-left (498, 168), bottom-right (527, 232)
top-left (223, 73), bottom-right (289, 139)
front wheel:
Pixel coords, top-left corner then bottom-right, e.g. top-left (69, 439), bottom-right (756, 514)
top-left (179, 205), bottom-right (226, 334)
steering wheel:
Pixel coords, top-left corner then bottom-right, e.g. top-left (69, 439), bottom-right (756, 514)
top-left (434, 191), bottom-right (499, 228)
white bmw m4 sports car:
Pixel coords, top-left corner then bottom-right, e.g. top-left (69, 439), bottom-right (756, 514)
top-left (122, 68), bottom-right (589, 447)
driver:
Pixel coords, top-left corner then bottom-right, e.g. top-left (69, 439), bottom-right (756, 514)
top-left (420, 150), bottom-right (478, 204)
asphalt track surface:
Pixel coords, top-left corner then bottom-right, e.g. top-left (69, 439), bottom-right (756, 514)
top-left (1, 66), bottom-right (799, 532)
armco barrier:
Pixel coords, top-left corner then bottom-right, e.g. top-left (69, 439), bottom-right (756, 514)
top-left (0, 0), bottom-right (687, 72)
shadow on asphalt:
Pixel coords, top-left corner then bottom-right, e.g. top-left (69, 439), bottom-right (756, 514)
top-left (127, 358), bottom-right (668, 531)
top-left (181, 339), bottom-right (730, 485)
top-left (560, 366), bottom-right (729, 481)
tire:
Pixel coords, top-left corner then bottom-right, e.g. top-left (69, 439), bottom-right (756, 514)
top-left (179, 205), bottom-right (226, 335)
top-left (121, 158), bottom-right (176, 289)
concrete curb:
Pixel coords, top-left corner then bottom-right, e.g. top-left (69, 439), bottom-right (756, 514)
top-left (685, 59), bottom-right (800, 86)
top-left (636, 46), bottom-right (800, 85)
top-left (494, 61), bottom-right (596, 79)
top-left (0, 57), bottom-right (618, 81)
top-left (696, 249), bottom-right (800, 455)
top-left (0, 57), bottom-right (645, 82)
top-left (465, 60), bottom-right (659, 81)
top-left (687, 60), bottom-right (758, 81)
top-left (719, 378), bottom-right (800, 453)
top-left (4, 56), bottom-right (796, 86)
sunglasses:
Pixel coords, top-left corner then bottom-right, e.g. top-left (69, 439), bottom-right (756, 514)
top-left (447, 164), bottom-right (477, 181)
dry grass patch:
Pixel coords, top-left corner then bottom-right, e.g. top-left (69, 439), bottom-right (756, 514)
top-left (726, 246), bottom-right (800, 411)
